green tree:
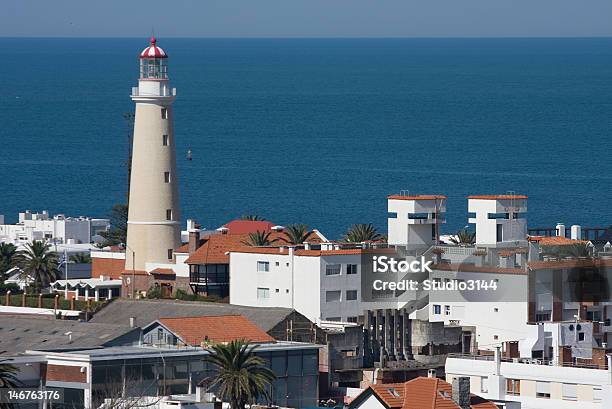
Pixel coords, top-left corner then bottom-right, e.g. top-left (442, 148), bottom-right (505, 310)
top-left (17, 241), bottom-right (60, 290)
top-left (449, 228), bottom-right (476, 246)
top-left (0, 243), bottom-right (19, 279)
top-left (343, 223), bottom-right (383, 243)
top-left (280, 224), bottom-right (312, 245)
top-left (203, 340), bottom-right (276, 409)
top-left (242, 231), bottom-right (278, 247)
top-left (241, 215), bottom-right (266, 221)
top-left (69, 253), bottom-right (92, 264)
top-left (0, 359), bottom-right (21, 408)
top-left (98, 204), bottom-right (128, 247)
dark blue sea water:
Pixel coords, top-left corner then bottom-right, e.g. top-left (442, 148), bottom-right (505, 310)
top-left (1, 38), bottom-right (611, 238)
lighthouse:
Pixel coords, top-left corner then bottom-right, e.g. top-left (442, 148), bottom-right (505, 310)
top-left (125, 37), bottom-right (181, 273)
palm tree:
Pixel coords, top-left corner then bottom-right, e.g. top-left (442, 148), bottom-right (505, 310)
top-left (280, 224), bottom-right (312, 245)
top-left (241, 215), bottom-right (266, 221)
top-left (343, 223), bottom-right (383, 243)
top-left (69, 253), bottom-right (92, 264)
top-left (242, 231), bottom-right (278, 247)
top-left (0, 243), bottom-right (18, 278)
top-left (0, 359), bottom-right (21, 404)
top-left (17, 241), bottom-right (60, 290)
top-left (203, 340), bottom-right (276, 409)
top-left (449, 228), bottom-right (476, 246)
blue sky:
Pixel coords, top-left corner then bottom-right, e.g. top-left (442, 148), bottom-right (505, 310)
top-left (2, 0), bottom-right (612, 38)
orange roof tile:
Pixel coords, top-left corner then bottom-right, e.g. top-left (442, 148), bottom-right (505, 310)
top-left (185, 230), bottom-right (325, 264)
top-left (150, 268), bottom-right (175, 276)
top-left (529, 236), bottom-right (587, 246)
top-left (388, 195), bottom-right (447, 201)
top-left (158, 315), bottom-right (275, 345)
top-left (468, 194), bottom-right (527, 200)
top-left (222, 220), bottom-right (276, 234)
top-left (357, 377), bottom-right (497, 409)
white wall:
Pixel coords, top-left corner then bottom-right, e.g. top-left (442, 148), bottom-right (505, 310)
top-left (447, 357), bottom-right (612, 409)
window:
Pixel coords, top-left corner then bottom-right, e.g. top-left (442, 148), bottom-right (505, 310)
top-left (496, 224), bottom-right (503, 242)
top-left (166, 209), bottom-right (172, 220)
top-left (162, 134), bottom-right (169, 146)
top-left (326, 264), bottom-right (341, 275)
top-left (507, 379), bottom-right (520, 396)
top-left (494, 307), bottom-right (499, 312)
top-left (347, 316), bottom-right (358, 323)
top-left (578, 332), bottom-right (585, 341)
top-left (257, 261), bottom-right (270, 272)
top-left (444, 305), bottom-right (451, 316)
top-left (594, 387), bottom-right (603, 402)
top-left (481, 377), bottom-right (489, 393)
top-left (161, 108), bottom-right (168, 119)
top-left (257, 287), bottom-right (270, 299)
top-left (433, 305), bottom-right (441, 314)
top-left (326, 317), bottom-right (341, 322)
top-left (536, 382), bottom-right (551, 399)
top-left (326, 291), bottom-right (341, 302)
top-left (164, 171), bottom-right (171, 183)
top-left (562, 384), bottom-right (577, 401)
top-left (493, 335), bottom-right (499, 340)
top-left (275, 261), bottom-right (280, 266)
top-left (275, 289), bottom-right (280, 293)
top-left (347, 264), bottom-right (358, 275)
top-left (167, 249), bottom-right (173, 259)
top-left (346, 290), bottom-right (358, 301)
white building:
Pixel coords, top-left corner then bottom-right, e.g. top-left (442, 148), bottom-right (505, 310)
top-left (0, 210), bottom-right (109, 245)
top-left (468, 195), bottom-right (528, 245)
top-left (446, 348), bottom-right (612, 408)
top-left (387, 194), bottom-right (446, 246)
top-left (229, 245), bottom-right (406, 323)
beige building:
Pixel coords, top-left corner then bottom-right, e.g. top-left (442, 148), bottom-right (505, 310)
top-left (125, 37), bottom-right (181, 276)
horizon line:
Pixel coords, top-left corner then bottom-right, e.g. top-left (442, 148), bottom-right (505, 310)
top-left (1, 35), bottom-right (612, 40)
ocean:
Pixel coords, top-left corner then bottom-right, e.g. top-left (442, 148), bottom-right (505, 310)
top-left (1, 37), bottom-right (611, 238)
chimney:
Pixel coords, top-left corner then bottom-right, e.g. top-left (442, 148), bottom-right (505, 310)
top-left (452, 377), bottom-right (471, 409)
top-left (188, 227), bottom-right (201, 254)
top-left (129, 317), bottom-right (136, 328)
top-left (556, 223), bottom-right (566, 237)
top-left (571, 225), bottom-right (582, 240)
top-left (427, 369), bottom-right (436, 378)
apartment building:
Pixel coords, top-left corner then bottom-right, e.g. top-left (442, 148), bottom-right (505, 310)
top-left (229, 245), bottom-right (406, 323)
top-left (0, 210), bottom-right (109, 244)
top-left (446, 347), bottom-right (612, 409)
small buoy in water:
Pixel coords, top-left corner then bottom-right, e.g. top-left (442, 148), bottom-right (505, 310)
top-left (186, 149), bottom-right (192, 160)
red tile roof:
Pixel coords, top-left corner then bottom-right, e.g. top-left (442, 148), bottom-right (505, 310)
top-left (222, 220), bottom-right (276, 234)
top-left (229, 247), bottom-right (397, 257)
top-left (388, 195), bottom-right (447, 201)
top-left (354, 377), bottom-right (497, 409)
top-left (528, 236), bottom-right (587, 246)
top-left (183, 230), bottom-right (326, 264)
top-left (158, 315), bottom-right (275, 345)
top-left (468, 195), bottom-right (527, 200)
top-left (528, 258), bottom-right (612, 270)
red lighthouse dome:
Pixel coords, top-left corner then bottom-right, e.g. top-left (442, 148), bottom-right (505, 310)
top-left (140, 37), bottom-right (168, 59)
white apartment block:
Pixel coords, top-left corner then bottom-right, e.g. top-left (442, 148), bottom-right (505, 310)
top-left (387, 194), bottom-right (446, 246)
top-left (229, 245), bottom-right (404, 323)
top-left (446, 350), bottom-right (612, 409)
top-left (468, 195), bottom-right (528, 245)
top-left (0, 210), bottom-right (109, 245)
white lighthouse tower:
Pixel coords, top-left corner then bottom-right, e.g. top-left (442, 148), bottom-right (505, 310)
top-left (125, 37), bottom-right (181, 273)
